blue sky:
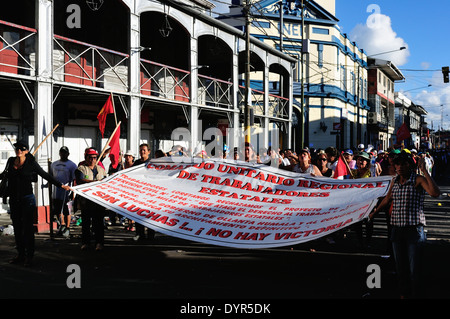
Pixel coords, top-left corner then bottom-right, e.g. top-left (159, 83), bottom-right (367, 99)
top-left (210, 0), bottom-right (450, 130)
top-left (336, 0), bottom-right (450, 130)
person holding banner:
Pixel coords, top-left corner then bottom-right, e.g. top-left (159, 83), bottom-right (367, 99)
top-left (2, 141), bottom-right (71, 266)
top-left (293, 148), bottom-right (322, 176)
top-left (369, 151), bottom-right (440, 298)
top-left (342, 149), bottom-right (356, 170)
top-left (132, 143), bottom-right (156, 241)
top-left (76, 148), bottom-right (108, 251)
top-left (351, 151), bottom-right (374, 249)
top-left (315, 151), bottom-right (333, 177)
top-left (350, 151), bottom-right (372, 179)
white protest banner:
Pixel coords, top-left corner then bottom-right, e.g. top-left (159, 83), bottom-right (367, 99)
top-left (72, 158), bottom-right (393, 249)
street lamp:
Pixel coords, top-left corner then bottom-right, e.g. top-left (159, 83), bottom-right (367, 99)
top-left (368, 46), bottom-right (406, 57)
top-left (401, 84), bottom-right (432, 93)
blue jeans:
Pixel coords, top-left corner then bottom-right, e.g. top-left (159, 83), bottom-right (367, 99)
top-left (391, 225), bottom-right (427, 298)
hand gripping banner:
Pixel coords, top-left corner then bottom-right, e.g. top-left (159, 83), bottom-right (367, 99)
top-left (72, 158), bottom-right (393, 249)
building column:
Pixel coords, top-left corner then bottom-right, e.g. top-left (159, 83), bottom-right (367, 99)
top-left (190, 36), bottom-right (200, 153)
top-left (128, 12), bottom-right (141, 155)
top-left (263, 63), bottom-right (270, 149)
top-left (34, 0), bottom-right (54, 232)
top-left (231, 37), bottom-right (240, 153)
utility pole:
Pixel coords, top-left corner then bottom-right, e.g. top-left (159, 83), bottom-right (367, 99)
top-left (244, 0), bottom-right (252, 144)
top-left (279, 0), bottom-right (283, 52)
top-left (300, 0), bottom-right (305, 150)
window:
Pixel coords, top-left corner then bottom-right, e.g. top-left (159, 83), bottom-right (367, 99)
top-left (340, 65), bottom-right (347, 91)
top-left (336, 48), bottom-right (340, 71)
top-left (351, 72), bottom-right (355, 95)
top-left (312, 27), bottom-right (329, 35)
top-left (317, 44), bottom-right (323, 68)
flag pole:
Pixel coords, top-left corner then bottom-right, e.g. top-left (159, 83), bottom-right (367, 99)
top-left (110, 92), bottom-right (118, 126)
top-left (110, 92), bottom-right (120, 161)
top-left (32, 124), bottom-right (59, 156)
top-left (98, 121), bottom-right (121, 161)
top-left (340, 153), bottom-right (354, 179)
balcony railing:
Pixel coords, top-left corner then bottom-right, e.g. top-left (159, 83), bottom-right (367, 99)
top-left (238, 86), bottom-right (289, 119)
top-left (53, 35), bottom-right (129, 91)
top-left (198, 75), bottom-right (232, 108)
top-left (140, 59), bottom-right (190, 102)
top-left (0, 20), bottom-right (290, 121)
top-left (0, 19), bottom-right (36, 75)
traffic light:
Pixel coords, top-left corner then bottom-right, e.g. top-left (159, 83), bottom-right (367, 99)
top-left (443, 66), bottom-right (449, 83)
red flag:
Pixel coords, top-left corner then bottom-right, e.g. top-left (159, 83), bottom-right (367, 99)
top-left (396, 122), bottom-right (411, 142)
top-left (97, 94), bottom-right (114, 137)
top-left (333, 154), bottom-right (350, 179)
top-left (109, 123), bottom-right (121, 169)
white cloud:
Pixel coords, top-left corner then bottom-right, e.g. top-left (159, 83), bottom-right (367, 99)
top-left (349, 14), bottom-right (410, 66)
top-left (410, 72), bottom-right (450, 130)
top-left (421, 62), bottom-right (432, 70)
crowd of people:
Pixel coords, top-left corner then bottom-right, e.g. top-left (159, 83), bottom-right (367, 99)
top-left (0, 138), bottom-right (448, 298)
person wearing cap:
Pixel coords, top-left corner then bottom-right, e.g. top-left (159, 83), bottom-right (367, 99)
top-left (124, 150), bottom-right (135, 169)
top-left (351, 151), bottom-right (372, 179)
top-left (76, 148), bottom-right (108, 251)
top-left (50, 146), bottom-right (77, 238)
top-left (1, 140), bottom-right (71, 266)
top-left (293, 148), bottom-right (322, 176)
top-left (357, 144), bottom-right (365, 152)
top-left (343, 149), bottom-right (356, 170)
top-left (369, 151), bottom-right (440, 298)
top-left (78, 147), bottom-right (105, 170)
top-left (410, 149), bottom-right (419, 166)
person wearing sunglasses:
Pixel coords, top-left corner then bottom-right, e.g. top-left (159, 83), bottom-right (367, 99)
top-left (1, 140), bottom-right (70, 266)
top-left (315, 152), bottom-right (333, 177)
top-left (75, 148), bottom-right (108, 251)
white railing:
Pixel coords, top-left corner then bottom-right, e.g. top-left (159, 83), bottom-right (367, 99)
top-left (268, 93), bottom-right (289, 119)
top-left (0, 20), bottom-right (290, 121)
top-left (238, 86), bottom-right (289, 119)
top-left (53, 35), bottom-right (129, 91)
top-left (0, 19), bottom-right (37, 76)
top-left (140, 59), bottom-right (190, 102)
top-left (198, 75), bottom-right (233, 108)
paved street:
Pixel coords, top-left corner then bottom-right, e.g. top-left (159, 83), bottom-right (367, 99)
top-left (1, 183), bottom-right (449, 303)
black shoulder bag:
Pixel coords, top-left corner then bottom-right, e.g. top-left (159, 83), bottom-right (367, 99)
top-left (0, 158), bottom-right (11, 204)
